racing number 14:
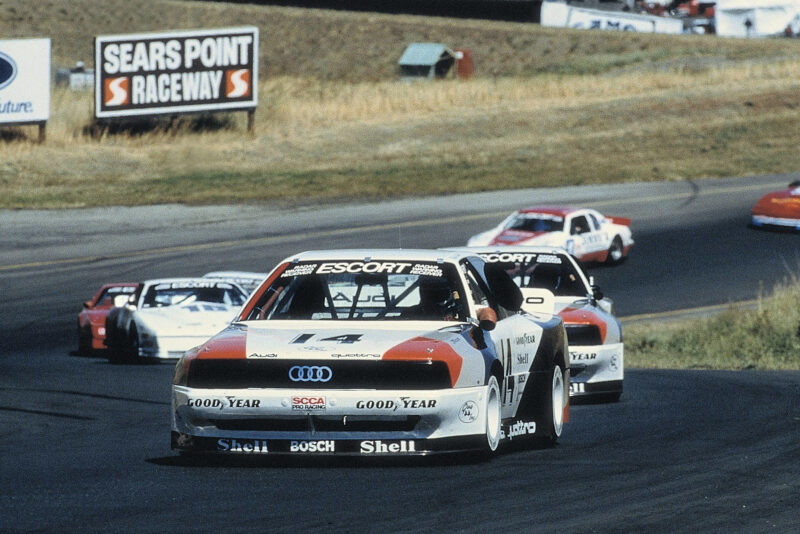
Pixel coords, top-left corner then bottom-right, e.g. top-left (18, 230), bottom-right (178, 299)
top-left (291, 334), bottom-right (364, 345)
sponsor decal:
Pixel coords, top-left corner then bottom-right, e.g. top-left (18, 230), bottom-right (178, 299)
top-left (187, 396), bottom-right (261, 409)
top-left (570, 382), bottom-right (585, 394)
top-left (95, 27), bottom-right (257, 118)
top-left (290, 440), bottom-right (334, 453)
top-left (281, 264), bottom-right (317, 278)
top-left (331, 353), bottom-right (381, 359)
top-left (0, 51), bottom-right (18, 90)
top-left (217, 438), bottom-right (269, 453)
top-left (291, 396), bottom-right (326, 411)
top-left (153, 281), bottom-right (227, 290)
top-left (288, 365), bottom-right (333, 383)
top-left (515, 333), bottom-right (537, 345)
top-left (506, 420), bottom-right (536, 440)
top-left (518, 374), bottom-right (527, 384)
top-left (355, 398), bottom-right (437, 410)
top-left (248, 352), bottom-right (278, 358)
top-left (459, 401), bottom-right (478, 423)
top-left (571, 352), bottom-right (598, 361)
top-left (316, 261), bottom-right (413, 275)
top-left (516, 354), bottom-right (530, 365)
top-left (107, 286), bottom-right (136, 294)
top-left (360, 440), bottom-right (416, 454)
top-left (409, 264), bottom-right (443, 277)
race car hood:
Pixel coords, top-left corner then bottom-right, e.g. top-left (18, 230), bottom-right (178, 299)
top-left (488, 229), bottom-right (550, 246)
top-left (752, 188), bottom-right (800, 218)
top-left (137, 303), bottom-right (238, 336)
top-left (190, 321), bottom-right (486, 388)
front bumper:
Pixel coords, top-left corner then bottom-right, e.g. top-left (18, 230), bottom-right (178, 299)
top-left (171, 385), bottom-right (489, 456)
top-left (568, 342), bottom-right (623, 397)
top-left (751, 214), bottom-right (800, 231)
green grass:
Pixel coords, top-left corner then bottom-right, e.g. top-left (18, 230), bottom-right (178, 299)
top-left (625, 280), bottom-right (800, 370)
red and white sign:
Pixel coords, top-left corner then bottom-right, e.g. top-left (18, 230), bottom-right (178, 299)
top-left (94, 27), bottom-right (258, 118)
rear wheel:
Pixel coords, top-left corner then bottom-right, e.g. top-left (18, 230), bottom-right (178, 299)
top-left (483, 375), bottom-right (502, 453)
top-left (606, 236), bottom-right (624, 264)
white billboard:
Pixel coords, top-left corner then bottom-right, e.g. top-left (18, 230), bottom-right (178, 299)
top-left (94, 27), bottom-right (258, 119)
top-left (541, 2), bottom-right (685, 34)
top-left (0, 38), bottom-right (51, 124)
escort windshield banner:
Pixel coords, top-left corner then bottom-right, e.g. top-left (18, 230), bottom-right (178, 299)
top-left (94, 27), bottom-right (258, 119)
top-left (0, 38), bottom-right (50, 124)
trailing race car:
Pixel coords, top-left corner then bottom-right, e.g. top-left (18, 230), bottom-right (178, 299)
top-left (467, 206), bottom-right (633, 264)
top-left (449, 247), bottom-right (623, 402)
top-left (171, 249), bottom-right (569, 457)
top-left (105, 278), bottom-right (248, 363)
top-left (77, 283), bottom-right (139, 354)
top-left (750, 181), bottom-right (800, 231)
top-left (203, 271), bottom-right (267, 293)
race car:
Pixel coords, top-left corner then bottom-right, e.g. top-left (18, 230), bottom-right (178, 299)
top-left (203, 271), bottom-right (267, 293)
top-left (750, 181), bottom-right (800, 231)
top-left (449, 247), bottom-right (623, 402)
top-left (77, 283), bottom-right (139, 354)
top-left (171, 249), bottom-right (570, 457)
top-left (467, 206), bottom-right (633, 264)
top-left (105, 278), bottom-right (248, 363)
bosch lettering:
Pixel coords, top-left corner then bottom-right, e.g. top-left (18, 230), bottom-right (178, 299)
top-left (290, 440), bottom-right (334, 453)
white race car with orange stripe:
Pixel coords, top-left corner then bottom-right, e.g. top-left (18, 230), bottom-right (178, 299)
top-left (452, 247), bottom-right (624, 402)
top-left (467, 206), bottom-right (633, 265)
top-left (171, 249), bottom-right (569, 457)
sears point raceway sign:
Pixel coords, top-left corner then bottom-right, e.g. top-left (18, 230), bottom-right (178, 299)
top-left (94, 27), bottom-right (258, 119)
top-left (0, 38), bottom-right (50, 124)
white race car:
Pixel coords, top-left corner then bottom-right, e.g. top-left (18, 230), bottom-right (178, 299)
top-left (105, 278), bottom-right (248, 363)
top-left (171, 249), bottom-right (570, 457)
top-left (467, 206), bottom-right (634, 264)
top-left (203, 271), bottom-right (268, 293)
top-left (450, 247), bottom-right (623, 402)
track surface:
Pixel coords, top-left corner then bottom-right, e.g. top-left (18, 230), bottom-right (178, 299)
top-left (1, 176), bottom-right (799, 532)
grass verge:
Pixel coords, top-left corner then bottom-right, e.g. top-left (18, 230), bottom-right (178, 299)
top-left (625, 279), bottom-right (800, 370)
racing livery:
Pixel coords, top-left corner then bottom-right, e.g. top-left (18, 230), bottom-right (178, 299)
top-left (452, 247), bottom-right (623, 402)
top-left (467, 206), bottom-right (633, 264)
top-left (77, 283), bottom-right (139, 354)
top-left (171, 249), bottom-right (569, 457)
top-left (751, 181), bottom-right (800, 231)
top-left (105, 278), bottom-right (248, 363)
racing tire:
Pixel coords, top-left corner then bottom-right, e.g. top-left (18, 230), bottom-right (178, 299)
top-left (124, 325), bottom-right (140, 363)
top-left (483, 375), bottom-right (502, 454)
top-left (605, 236), bottom-right (624, 264)
top-left (539, 365), bottom-right (566, 447)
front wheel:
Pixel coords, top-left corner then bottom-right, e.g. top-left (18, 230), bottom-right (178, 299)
top-left (483, 375), bottom-right (502, 454)
top-left (540, 365), bottom-right (566, 446)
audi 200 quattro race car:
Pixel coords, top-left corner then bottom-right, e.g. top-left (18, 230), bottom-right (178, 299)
top-left (171, 249), bottom-right (570, 457)
top-left (77, 283), bottom-right (139, 354)
top-left (450, 247), bottom-right (623, 402)
top-left (467, 206), bottom-right (633, 264)
top-left (751, 181), bottom-right (800, 231)
top-left (105, 278), bottom-right (248, 363)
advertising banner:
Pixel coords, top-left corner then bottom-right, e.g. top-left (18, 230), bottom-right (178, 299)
top-left (94, 27), bottom-right (258, 119)
top-left (541, 2), bottom-right (684, 34)
top-left (0, 38), bottom-right (51, 124)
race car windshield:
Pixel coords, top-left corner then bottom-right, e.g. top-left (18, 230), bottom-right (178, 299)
top-left (493, 254), bottom-right (587, 297)
top-left (247, 261), bottom-right (466, 321)
top-left (142, 282), bottom-right (247, 308)
top-left (506, 213), bottom-right (564, 233)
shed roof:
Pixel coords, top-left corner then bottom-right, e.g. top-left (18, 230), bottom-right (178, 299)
top-left (398, 43), bottom-right (454, 66)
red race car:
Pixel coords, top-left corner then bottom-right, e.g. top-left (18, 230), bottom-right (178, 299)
top-left (77, 283), bottom-right (139, 354)
top-left (751, 181), bottom-right (800, 231)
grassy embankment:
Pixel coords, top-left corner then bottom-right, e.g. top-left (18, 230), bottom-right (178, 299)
top-left (1, 0), bottom-right (800, 208)
top-left (625, 278), bottom-right (800, 370)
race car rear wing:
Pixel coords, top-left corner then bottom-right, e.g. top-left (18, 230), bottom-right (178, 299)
top-left (607, 216), bottom-right (631, 227)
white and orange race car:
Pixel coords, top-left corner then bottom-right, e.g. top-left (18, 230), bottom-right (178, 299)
top-left (751, 181), bottom-right (800, 231)
top-left (171, 249), bottom-right (569, 457)
top-left (451, 247), bottom-right (623, 402)
top-left (467, 206), bottom-right (633, 265)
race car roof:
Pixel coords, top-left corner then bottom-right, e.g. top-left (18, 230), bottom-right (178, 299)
top-left (517, 206), bottom-right (578, 217)
top-left (283, 249), bottom-right (476, 264)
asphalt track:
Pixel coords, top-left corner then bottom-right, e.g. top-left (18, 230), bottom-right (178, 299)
top-left (1, 175), bottom-right (799, 533)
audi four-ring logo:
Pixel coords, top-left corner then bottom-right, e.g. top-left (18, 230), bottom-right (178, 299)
top-left (289, 365), bottom-right (333, 382)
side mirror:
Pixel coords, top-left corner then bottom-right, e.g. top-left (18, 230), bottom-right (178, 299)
top-left (83, 300), bottom-right (92, 309)
top-left (469, 308), bottom-right (497, 350)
